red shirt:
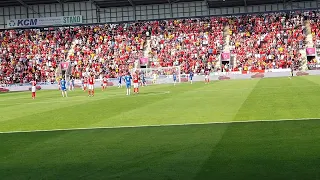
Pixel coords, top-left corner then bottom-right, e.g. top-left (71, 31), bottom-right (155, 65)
top-left (103, 77), bottom-right (107, 83)
top-left (133, 76), bottom-right (139, 83)
top-left (31, 80), bottom-right (36, 86)
top-left (88, 77), bottom-right (94, 85)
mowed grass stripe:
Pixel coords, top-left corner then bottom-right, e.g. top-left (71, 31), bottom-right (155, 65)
top-left (0, 123), bottom-right (229, 180)
top-left (0, 85), bottom-right (171, 124)
top-left (193, 119), bottom-right (320, 180)
top-left (1, 120), bottom-right (320, 180)
top-left (0, 117), bottom-right (319, 134)
top-left (234, 76), bottom-right (320, 120)
top-left (94, 79), bottom-right (260, 127)
top-left (0, 80), bottom-right (259, 132)
top-left (0, 83), bottom-right (205, 132)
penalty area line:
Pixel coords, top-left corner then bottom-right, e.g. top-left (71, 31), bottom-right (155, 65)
top-left (0, 118), bottom-right (319, 134)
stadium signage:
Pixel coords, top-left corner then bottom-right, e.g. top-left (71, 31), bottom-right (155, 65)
top-left (221, 52), bottom-right (231, 61)
top-left (7, 15), bottom-right (83, 28)
top-left (140, 57), bottom-right (149, 65)
top-left (306, 48), bottom-right (316, 56)
top-left (60, 62), bottom-right (70, 70)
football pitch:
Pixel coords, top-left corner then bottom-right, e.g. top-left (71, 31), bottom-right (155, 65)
top-left (1, 76), bottom-right (320, 180)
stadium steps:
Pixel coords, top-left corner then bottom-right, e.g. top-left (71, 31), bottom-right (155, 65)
top-left (55, 63), bottom-right (62, 78)
top-left (66, 41), bottom-right (77, 61)
top-left (299, 49), bottom-right (308, 71)
top-left (223, 25), bottom-right (231, 52)
top-left (143, 38), bottom-right (151, 59)
top-left (300, 20), bottom-right (313, 71)
top-left (305, 20), bottom-right (314, 48)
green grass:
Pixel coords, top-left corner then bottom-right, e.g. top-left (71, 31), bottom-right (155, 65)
top-left (1, 76), bottom-right (320, 179)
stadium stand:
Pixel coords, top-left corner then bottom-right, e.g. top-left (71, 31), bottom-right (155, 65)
top-left (229, 12), bottom-right (306, 72)
top-left (0, 29), bottom-right (69, 85)
top-left (67, 24), bottom-right (146, 79)
top-left (309, 11), bottom-right (320, 58)
top-left (148, 17), bottom-right (226, 74)
top-left (0, 10), bottom-right (318, 85)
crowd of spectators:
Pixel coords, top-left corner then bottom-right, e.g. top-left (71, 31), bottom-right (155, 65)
top-left (0, 11), bottom-right (315, 85)
top-left (148, 17), bottom-right (226, 73)
top-left (0, 28), bottom-right (70, 85)
top-left (309, 11), bottom-right (320, 58)
top-left (68, 23), bottom-right (147, 79)
top-left (229, 12), bottom-right (306, 72)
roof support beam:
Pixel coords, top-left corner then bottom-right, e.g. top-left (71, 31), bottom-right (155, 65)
top-left (90, 0), bottom-right (100, 22)
top-left (204, 0), bottom-right (209, 9)
top-left (128, 0), bottom-right (135, 6)
top-left (90, 0), bottom-right (100, 8)
top-left (244, 0), bottom-right (247, 12)
top-left (126, 0), bottom-right (136, 21)
top-left (16, 0), bottom-right (42, 17)
top-left (56, 0), bottom-right (64, 16)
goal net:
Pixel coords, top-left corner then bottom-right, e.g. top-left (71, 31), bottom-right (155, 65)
top-left (131, 66), bottom-right (181, 85)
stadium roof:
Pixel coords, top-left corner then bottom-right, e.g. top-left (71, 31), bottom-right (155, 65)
top-left (0, 0), bottom-right (315, 8)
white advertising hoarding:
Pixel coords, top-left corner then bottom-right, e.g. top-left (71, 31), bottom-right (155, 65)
top-left (7, 15), bottom-right (83, 28)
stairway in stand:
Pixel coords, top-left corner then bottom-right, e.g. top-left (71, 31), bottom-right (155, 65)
top-left (219, 25), bottom-right (234, 69)
top-left (143, 38), bottom-right (151, 59)
top-left (300, 20), bottom-right (314, 71)
top-left (66, 40), bottom-right (77, 61)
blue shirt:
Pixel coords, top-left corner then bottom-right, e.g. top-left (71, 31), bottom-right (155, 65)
top-left (173, 74), bottom-right (177, 80)
top-left (124, 75), bottom-right (132, 84)
top-left (189, 72), bottom-right (194, 77)
top-left (60, 80), bottom-right (66, 89)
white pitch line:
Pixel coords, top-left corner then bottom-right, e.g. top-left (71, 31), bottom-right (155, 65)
top-left (0, 118), bottom-right (319, 134)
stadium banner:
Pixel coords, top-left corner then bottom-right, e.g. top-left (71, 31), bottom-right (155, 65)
top-left (60, 62), bottom-right (70, 70)
top-left (306, 48), bottom-right (316, 56)
top-left (221, 53), bottom-right (230, 61)
top-left (140, 57), bottom-right (149, 65)
top-left (7, 15), bottom-right (83, 28)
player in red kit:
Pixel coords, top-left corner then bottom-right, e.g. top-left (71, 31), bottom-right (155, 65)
top-left (31, 79), bottom-right (37, 99)
top-left (83, 77), bottom-right (88, 91)
top-left (205, 69), bottom-right (210, 84)
top-left (88, 75), bottom-right (95, 97)
top-left (102, 75), bottom-right (108, 91)
top-left (133, 74), bottom-right (140, 94)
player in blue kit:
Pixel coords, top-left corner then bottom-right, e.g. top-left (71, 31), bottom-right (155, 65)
top-left (173, 72), bottom-right (177, 86)
top-left (189, 70), bottom-right (194, 84)
top-left (60, 78), bottom-right (68, 97)
top-left (124, 72), bottom-right (132, 95)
